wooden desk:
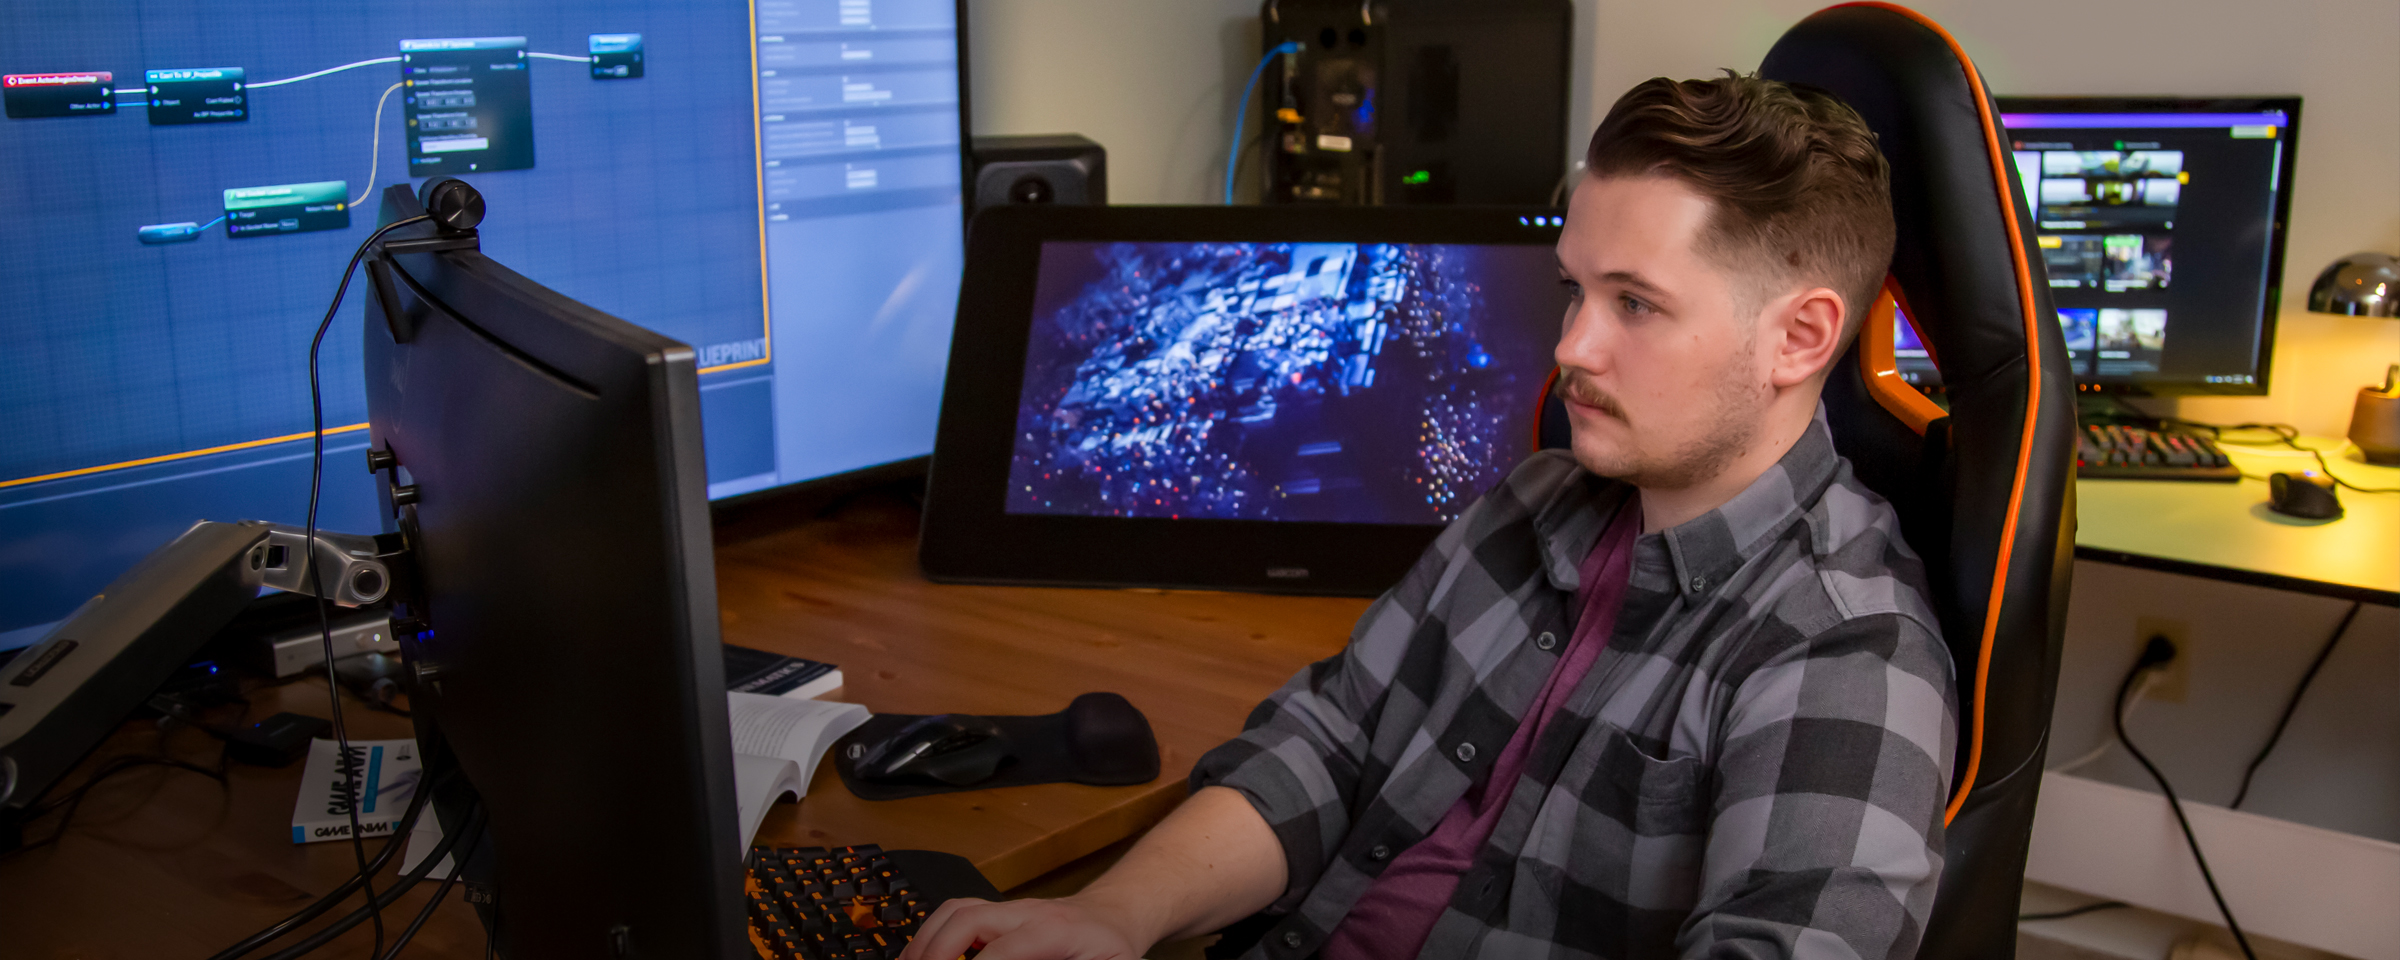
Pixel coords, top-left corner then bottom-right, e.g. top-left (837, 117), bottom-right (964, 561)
top-left (724, 490), bottom-right (1363, 888)
top-left (2074, 438), bottom-right (2400, 604)
top-left (0, 489), bottom-right (1364, 957)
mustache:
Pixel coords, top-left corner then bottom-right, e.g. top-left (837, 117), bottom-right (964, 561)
top-left (1559, 371), bottom-right (1625, 421)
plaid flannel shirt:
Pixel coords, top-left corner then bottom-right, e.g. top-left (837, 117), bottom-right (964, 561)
top-left (1193, 413), bottom-right (1956, 959)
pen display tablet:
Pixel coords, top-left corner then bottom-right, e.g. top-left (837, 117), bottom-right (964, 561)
top-left (1007, 241), bottom-right (1561, 526)
top-left (922, 205), bottom-right (1568, 596)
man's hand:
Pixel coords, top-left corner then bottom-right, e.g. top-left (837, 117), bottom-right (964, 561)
top-left (898, 896), bottom-right (1144, 960)
top-left (893, 787), bottom-right (1286, 960)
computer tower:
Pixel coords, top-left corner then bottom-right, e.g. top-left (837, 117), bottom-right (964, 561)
top-left (1259, 0), bottom-right (1573, 206)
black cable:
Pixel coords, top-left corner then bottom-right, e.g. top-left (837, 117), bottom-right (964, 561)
top-left (305, 211), bottom-right (432, 960)
top-left (1224, 126), bottom-right (1275, 207)
top-left (257, 804), bottom-right (485, 960)
top-left (2113, 638), bottom-right (2259, 960)
top-left (203, 770), bottom-right (448, 960)
top-left (376, 811), bottom-right (487, 960)
top-left (2230, 602), bottom-right (2361, 809)
top-left (0, 754), bottom-right (229, 860)
top-left (2019, 900), bottom-right (2131, 922)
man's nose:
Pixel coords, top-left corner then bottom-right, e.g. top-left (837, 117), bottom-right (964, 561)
top-left (1555, 302), bottom-right (1611, 371)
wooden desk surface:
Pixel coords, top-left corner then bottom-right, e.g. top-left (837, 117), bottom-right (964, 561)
top-left (2074, 438), bottom-right (2400, 603)
top-left (722, 491), bottom-right (1363, 889)
top-left (0, 490), bottom-right (1365, 957)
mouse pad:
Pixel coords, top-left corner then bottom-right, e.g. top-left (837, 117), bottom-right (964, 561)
top-left (831, 692), bottom-right (1161, 801)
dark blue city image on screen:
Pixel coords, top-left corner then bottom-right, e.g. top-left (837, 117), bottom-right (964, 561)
top-left (1007, 241), bottom-right (1565, 526)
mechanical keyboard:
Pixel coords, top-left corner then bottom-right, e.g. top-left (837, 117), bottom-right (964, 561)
top-left (744, 844), bottom-right (946, 960)
top-left (2077, 424), bottom-right (2240, 482)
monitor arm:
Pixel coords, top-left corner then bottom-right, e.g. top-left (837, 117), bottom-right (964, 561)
top-left (0, 520), bottom-right (400, 841)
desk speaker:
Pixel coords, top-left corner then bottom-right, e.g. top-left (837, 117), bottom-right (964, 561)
top-left (970, 134), bottom-right (1106, 213)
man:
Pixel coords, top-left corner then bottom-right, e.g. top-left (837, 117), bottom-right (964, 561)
top-left (900, 72), bottom-right (1954, 960)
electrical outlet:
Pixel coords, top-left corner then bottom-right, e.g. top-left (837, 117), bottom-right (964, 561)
top-left (2135, 616), bottom-right (2189, 703)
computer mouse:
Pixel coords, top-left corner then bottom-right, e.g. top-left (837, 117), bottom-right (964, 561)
top-left (2268, 471), bottom-right (2342, 520)
top-left (856, 713), bottom-right (1009, 786)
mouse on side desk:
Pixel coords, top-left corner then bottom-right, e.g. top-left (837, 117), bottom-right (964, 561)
top-left (2268, 471), bottom-right (2343, 520)
top-left (856, 713), bottom-right (1009, 786)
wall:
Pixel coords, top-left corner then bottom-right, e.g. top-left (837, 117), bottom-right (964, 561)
top-left (966, 0), bottom-right (1262, 205)
top-left (969, 0), bottom-right (2399, 438)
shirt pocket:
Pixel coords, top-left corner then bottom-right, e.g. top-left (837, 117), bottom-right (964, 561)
top-left (1588, 726), bottom-right (1707, 839)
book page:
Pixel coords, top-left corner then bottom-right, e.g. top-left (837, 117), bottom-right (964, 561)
top-left (728, 692), bottom-right (869, 766)
top-left (732, 752), bottom-right (804, 852)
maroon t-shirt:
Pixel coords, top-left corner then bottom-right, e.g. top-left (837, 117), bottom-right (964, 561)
top-left (1321, 501), bottom-right (1640, 960)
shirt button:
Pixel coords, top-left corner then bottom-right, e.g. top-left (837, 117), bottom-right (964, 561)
top-left (1369, 844), bottom-right (1391, 861)
top-left (1283, 930), bottom-right (1305, 949)
top-left (1690, 576), bottom-right (1707, 592)
top-left (1456, 742), bottom-right (1477, 763)
top-left (1534, 631), bottom-right (1557, 651)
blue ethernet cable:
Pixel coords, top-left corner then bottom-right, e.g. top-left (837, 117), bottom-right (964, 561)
top-left (1227, 41), bottom-right (1303, 205)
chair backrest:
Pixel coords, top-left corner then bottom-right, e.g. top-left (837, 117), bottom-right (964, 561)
top-left (1536, 5), bottom-right (2079, 954)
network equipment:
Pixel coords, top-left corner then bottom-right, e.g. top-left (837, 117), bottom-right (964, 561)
top-left (1254, 0), bottom-right (1572, 206)
top-left (0, 0), bottom-right (973, 654)
top-left (1891, 97), bottom-right (2300, 396)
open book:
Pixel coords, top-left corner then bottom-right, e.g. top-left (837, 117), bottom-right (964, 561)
top-left (403, 693), bottom-right (869, 873)
top-left (729, 692), bottom-right (869, 852)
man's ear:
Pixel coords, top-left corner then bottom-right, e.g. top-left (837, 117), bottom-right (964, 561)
top-left (1766, 287), bottom-right (1848, 388)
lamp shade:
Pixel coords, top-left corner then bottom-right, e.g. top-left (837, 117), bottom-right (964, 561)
top-left (2307, 252), bottom-right (2400, 317)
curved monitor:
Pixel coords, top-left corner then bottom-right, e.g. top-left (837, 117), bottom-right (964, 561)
top-left (0, 0), bottom-right (970, 650)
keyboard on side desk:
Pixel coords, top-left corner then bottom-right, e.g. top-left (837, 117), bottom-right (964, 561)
top-left (2077, 424), bottom-right (2241, 482)
top-left (744, 844), bottom-right (1000, 960)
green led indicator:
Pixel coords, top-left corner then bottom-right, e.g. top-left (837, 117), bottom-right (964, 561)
top-left (1402, 170), bottom-right (1431, 185)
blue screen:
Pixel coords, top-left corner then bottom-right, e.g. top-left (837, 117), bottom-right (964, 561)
top-left (1009, 241), bottom-right (1564, 526)
top-left (0, 0), bottom-right (966, 646)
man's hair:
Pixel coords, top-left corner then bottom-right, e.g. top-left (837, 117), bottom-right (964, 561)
top-left (1585, 72), bottom-right (1895, 344)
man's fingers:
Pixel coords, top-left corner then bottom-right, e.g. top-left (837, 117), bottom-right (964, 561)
top-left (966, 923), bottom-right (1083, 960)
top-left (898, 897), bottom-right (986, 960)
top-left (903, 898), bottom-right (1017, 960)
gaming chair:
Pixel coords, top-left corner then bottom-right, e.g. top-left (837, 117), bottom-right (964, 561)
top-left (1534, 4), bottom-right (2079, 954)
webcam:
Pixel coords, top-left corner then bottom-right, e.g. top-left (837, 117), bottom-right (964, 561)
top-left (417, 177), bottom-right (486, 233)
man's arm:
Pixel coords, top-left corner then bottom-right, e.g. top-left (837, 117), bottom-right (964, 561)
top-left (1679, 612), bottom-right (1957, 959)
top-left (897, 786), bottom-right (1285, 960)
top-left (899, 456), bottom-right (1581, 960)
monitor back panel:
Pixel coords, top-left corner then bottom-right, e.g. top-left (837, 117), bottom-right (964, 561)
top-left (366, 226), bottom-right (743, 958)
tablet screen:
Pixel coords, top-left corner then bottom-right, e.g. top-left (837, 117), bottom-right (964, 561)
top-left (1005, 240), bottom-right (1564, 526)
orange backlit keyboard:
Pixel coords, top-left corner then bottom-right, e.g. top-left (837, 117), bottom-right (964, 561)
top-left (744, 844), bottom-right (931, 960)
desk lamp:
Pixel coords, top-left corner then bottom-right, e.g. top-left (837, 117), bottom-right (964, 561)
top-left (2308, 252), bottom-right (2400, 463)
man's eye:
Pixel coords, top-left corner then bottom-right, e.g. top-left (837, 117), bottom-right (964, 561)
top-left (1558, 277), bottom-right (1582, 298)
top-left (1619, 294), bottom-right (1647, 315)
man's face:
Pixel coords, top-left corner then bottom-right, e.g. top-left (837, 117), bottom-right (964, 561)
top-left (1553, 175), bottom-right (1776, 489)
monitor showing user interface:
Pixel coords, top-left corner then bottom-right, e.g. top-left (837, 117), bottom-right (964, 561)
top-left (1892, 97), bottom-right (2299, 394)
top-left (1007, 240), bottom-right (1562, 527)
top-left (0, 0), bottom-right (967, 649)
